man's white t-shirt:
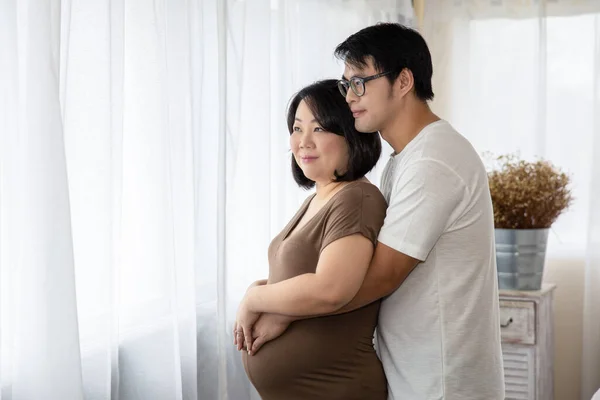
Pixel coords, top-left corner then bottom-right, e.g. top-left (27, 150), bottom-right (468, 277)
top-left (376, 120), bottom-right (505, 400)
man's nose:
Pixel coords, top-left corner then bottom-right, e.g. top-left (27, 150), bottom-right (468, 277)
top-left (345, 88), bottom-right (358, 104)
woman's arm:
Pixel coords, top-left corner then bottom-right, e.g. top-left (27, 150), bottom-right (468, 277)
top-left (245, 233), bottom-right (374, 316)
top-left (245, 242), bottom-right (419, 355)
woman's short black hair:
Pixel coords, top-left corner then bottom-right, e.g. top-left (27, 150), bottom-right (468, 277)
top-left (335, 22), bottom-right (434, 102)
top-left (287, 79), bottom-right (381, 189)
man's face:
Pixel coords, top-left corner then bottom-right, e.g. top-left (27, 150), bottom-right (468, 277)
top-left (342, 58), bottom-right (397, 133)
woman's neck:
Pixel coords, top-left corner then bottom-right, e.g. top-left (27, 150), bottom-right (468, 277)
top-left (314, 180), bottom-right (345, 201)
top-left (314, 178), bottom-right (365, 201)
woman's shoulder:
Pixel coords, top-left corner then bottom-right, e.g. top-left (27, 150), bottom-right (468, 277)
top-left (336, 180), bottom-right (385, 201)
top-left (330, 181), bottom-right (387, 212)
top-left (322, 181), bottom-right (387, 245)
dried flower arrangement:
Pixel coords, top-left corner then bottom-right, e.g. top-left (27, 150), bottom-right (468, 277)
top-left (486, 154), bottom-right (573, 229)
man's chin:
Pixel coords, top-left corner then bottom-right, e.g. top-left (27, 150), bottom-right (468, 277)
top-left (354, 121), bottom-right (374, 133)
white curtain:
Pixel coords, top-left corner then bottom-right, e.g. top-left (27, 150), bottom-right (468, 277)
top-left (421, 1), bottom-right (600, 399)
top-left (0, 0), bottom-right (84, 399)
top-left (0, 0), bottom-right (413, 399)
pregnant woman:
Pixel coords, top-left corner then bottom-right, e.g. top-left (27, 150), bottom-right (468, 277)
top-left (234, 79), bottom-right (388, 399)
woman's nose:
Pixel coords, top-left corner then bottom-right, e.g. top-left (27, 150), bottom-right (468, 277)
top-left (299, 132), bottom-right (314, 148)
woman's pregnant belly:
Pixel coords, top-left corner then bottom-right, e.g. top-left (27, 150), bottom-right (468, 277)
top-left (242, 304), bottom-right (387, 400)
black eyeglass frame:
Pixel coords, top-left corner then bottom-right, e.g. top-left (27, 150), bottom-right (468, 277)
top-left (337, 71), bottom-right (393, 97)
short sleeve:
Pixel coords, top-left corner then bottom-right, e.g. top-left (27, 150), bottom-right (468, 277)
top-left (378, 159), bottom-right (465, 261)
top-left (320, 185), bottom-right (387, 252)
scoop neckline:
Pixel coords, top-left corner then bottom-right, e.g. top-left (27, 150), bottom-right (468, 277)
top-left (282, 180), bottom-right (369, 241)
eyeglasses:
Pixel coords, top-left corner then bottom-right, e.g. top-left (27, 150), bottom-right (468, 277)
top-left (337, 71), bottom-right (392, 98)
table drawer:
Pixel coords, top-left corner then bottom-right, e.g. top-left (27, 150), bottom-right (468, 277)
top-left (499, 300), bottom-right (536, 345)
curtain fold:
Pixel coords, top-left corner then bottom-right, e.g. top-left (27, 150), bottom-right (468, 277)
top-left (0, 0), bottom-right (84, 399)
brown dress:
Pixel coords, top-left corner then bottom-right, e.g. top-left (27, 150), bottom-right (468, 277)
top-left (242, 181), bottom-right (388, 400)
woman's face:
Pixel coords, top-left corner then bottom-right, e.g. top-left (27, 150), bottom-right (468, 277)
top-left (290, 100), bottom-right (349, 186)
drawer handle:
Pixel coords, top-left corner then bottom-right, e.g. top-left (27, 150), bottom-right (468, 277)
top-left (500, 317), bottom-right (513, 328)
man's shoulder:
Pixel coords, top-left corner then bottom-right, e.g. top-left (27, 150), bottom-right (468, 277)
top-left (416, 124), bottom-right (479, 166)
top-left (398, 124), bottom-right (486, 189)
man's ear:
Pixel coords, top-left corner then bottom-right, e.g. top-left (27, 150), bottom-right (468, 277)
top-left (394, 68), bottom-right (414, 98)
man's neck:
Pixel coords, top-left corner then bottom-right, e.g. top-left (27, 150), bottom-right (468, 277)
top-left (380, 102), bottom-right (440, 155)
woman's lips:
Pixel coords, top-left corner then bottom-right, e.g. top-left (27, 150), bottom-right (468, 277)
top-left (301, 156), bottom-right (318, 163)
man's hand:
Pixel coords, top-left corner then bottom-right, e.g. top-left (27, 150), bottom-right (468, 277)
top-left (249, 313), bottom-right (293, 355)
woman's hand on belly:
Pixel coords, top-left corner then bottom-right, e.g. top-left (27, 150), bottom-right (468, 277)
top-left (249, 313), bottom-right (294, 355)
top-left (235, 297), bottom-right (261, 352)
top-left (234, 278), bottom-right (268, 350)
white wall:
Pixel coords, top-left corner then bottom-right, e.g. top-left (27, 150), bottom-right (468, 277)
top-left (544, 258), bottom-right (586, 400)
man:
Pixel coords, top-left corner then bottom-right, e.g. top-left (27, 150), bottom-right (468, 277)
top-left (238, 23), bottom-right (505, 400)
